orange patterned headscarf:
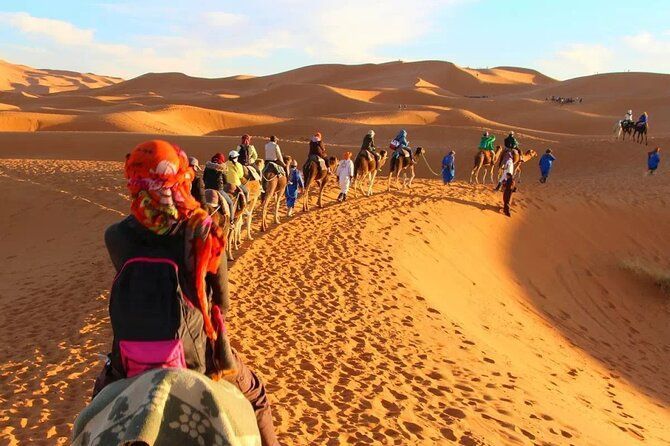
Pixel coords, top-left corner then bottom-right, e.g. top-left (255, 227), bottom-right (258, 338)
top-left (125, 140), bottom-right (225, 341)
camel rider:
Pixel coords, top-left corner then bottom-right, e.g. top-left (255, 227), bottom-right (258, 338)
top-left (504, 131), bottom-right (519, 159)
top-left (237, 134), bottom-right (261, 182)
top-left (361, 129), bottom-right (380, 164)
top-left (391, 129), bottom-right (414, 162)
top-left (308, 132), bottom-right (328, 173)
top-left (636, 112), bottom-right (648, 129)
top-left (264, 135), bottom-right (285, 170)
top-left (479, 131), bottom-right (496, 152)
top-left (225, 150), bottom-right (248, 206)
top-left (624, 110), bottom-right (633, 124)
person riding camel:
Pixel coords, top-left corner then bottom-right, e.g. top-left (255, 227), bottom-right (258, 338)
top-left (479, 131), bottom-right (496, 152)
top-left (308, 132), bottom-right (328, 173)
top-left (264, 135), bottom-right (285, 170)
top-left (504, 131), bottom-right (519, 158)
top-left (636, 112), bottom-right (649, 129)
top-left (361, 129), bottom-right (380, 164)
top-left (624, 109), bottom-right (633, 124)
top-left (225, 150), bottom-right (248, 206)
top-left (391, 129), bottom-right (414, 162)
top-left (96, 140), bottom-right (279, 445)
top-left (203, 153), bottom-right (236, 223)
top-left (237, 134), bottom-right (261, 182)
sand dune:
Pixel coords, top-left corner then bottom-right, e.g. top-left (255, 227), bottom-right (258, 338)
top-left (0, 59), bottom-right (122, 95)
top-left (0, 58), bottom-right (669, 445)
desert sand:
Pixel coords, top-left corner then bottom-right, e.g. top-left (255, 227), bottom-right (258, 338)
top-left (0, 59), bottom-right (669, 445)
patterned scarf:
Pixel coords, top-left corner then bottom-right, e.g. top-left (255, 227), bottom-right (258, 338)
top-left (125, 140), bottom-right (225, 341)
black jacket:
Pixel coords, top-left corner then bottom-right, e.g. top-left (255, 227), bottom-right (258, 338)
top-left (504, 135), bottom-right (518, 150)
top-left (105, 216), bottom-right (229, 313)
top-left (361, 134), bottom-right (376, 151)
top-left (203, 162), bottom-right (227, 193)
top-left (191, 171), bottom-right (206, 205)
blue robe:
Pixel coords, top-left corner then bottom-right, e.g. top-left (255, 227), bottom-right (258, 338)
top-left (648, 152), bottom-right (660, 170)
top-left (539, 153), bottom-right (556, 177)
top-left (442, 154), bottom-right (455, 184)
top-left (285, 169), bottom-right (304, 208)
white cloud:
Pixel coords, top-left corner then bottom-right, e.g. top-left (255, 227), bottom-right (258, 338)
top-left (0, 12), bottom-right (94, 45)
top-left (538, 32), bottom-right (670, 79)
top-left (202, 12), bottom-right (247, 27)
top-left (0, 1), bottom-right (470, 78)
top-left (537, 43), bottom-right (614, 79)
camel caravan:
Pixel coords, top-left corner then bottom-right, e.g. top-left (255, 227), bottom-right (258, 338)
top-left (195, 128), bottom-right (561, 259)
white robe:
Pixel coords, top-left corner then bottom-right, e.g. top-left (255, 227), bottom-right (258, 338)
top-left (336, 159), bottom-right (354, 194)
top-left (499, 158), bottom-right (514, 182)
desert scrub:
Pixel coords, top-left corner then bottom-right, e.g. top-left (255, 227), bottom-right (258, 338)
top-left (620, 258), bottom-right (670, 295)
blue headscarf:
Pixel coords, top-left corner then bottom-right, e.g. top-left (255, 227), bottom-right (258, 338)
top-left (394, 129), bottom-right (408, 147)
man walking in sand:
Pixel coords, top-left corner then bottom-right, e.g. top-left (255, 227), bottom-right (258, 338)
top-left (336, 152), bottom-right (354, 202)
top-left (495, 152), bottom-right (514, 191)
top-left (648, 147), bottom-right (661, 175)
top-left (501, 172), bottom-right (517, 217)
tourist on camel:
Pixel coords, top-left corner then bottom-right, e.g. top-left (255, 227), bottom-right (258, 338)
top-left (203, 153), bottom-right (236, 223)
top-left (226, 150), bottom-right (249, 205)
top-left (264, 135), bottom-right (285, 169)
top-left (308, 132), bottom-right (328, 173)
top-left (94, 140), bottom-right (279, 445)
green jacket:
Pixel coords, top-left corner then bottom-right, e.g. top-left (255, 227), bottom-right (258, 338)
top-left (479, 135), bottom-right (496, 151)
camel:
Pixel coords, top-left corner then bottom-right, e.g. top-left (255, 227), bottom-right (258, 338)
top-left (302, 156), bottom-right (337, 211)
top-left (353, 149), bottom-right (387, 196)
top-left (387, 147), bottom-right (424, 190)
top-left (226, 168), bottom-right (262, 258)
top-left (634, 123), bottom-right (648, 145)
top-left (614, 120), bottom-right (635, 141)
top-left (510, 149), bottom-right (538, 181)
top-left (470, 145), bottom-right (502, 184)
top-left (259, 158), bottom-right (289, 232)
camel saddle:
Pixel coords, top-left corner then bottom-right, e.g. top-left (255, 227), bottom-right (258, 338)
top-left (264, 161), bottom-right (286, 178)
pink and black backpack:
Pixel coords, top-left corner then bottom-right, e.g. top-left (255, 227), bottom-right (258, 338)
top-left (109, 256), bottom-right (206, 378)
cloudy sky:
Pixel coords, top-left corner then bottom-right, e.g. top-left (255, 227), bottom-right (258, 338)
top-left (1, 0), bottom-right (669, 80)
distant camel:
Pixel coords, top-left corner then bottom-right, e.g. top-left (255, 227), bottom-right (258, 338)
top-left (613, 120), bottom-right (635, 141)
top-left (353, 149), bottom-right (387, 196)
top-left (470, 146), bottom-right (502, 184)
top-left (634, 122), bottom-right (648, 145)
top-left (387, 147), bottom-right (424, 190)
top-left (302, 156), bottom-right (337, 211)
top-left (259, 159), bottom-right (288, 232)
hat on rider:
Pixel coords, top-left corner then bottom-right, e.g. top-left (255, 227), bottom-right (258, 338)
top-left (483, 131), bottom-right (489, 137)
top-left (211, 153), bottom-right (226, 164)
top-left (509, 131), bottom-right (514, 136)
top-left (228, 150), bottom-right (240, 159)
top-left (188, 156), bottom-right (201, 171)
top-left (367, 129), bottom-right (375, 137)
top-left (311, 132), bottom-right (322, 143)
top-left (241, 134), bottom-right (251, 145)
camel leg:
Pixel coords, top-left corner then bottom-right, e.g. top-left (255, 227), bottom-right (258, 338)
top-left (274, 193), bottom-right (281, 224)
top-left (317, 181), bottom-right (325, 208)
top-left (302, 188), bottom-right (309, 212)
top-left (408, 167), bottom-right (415, 188)
top-left (368, 171), bottom-right (376, 196)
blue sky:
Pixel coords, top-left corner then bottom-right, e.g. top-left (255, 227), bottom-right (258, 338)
top-left (1, 0), bottom-right (669, 80)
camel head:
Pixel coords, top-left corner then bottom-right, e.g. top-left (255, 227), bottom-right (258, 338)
top-left (327, 156), bottom-right (338, 167)
top-left (415, 146), bottom-right (425, 155)
top-left (284, 155), bottom-right (293, 167)
top-left (523, 150), bottom-right (538, 161)
top-left (379, 149), bottom-right (388, 161)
